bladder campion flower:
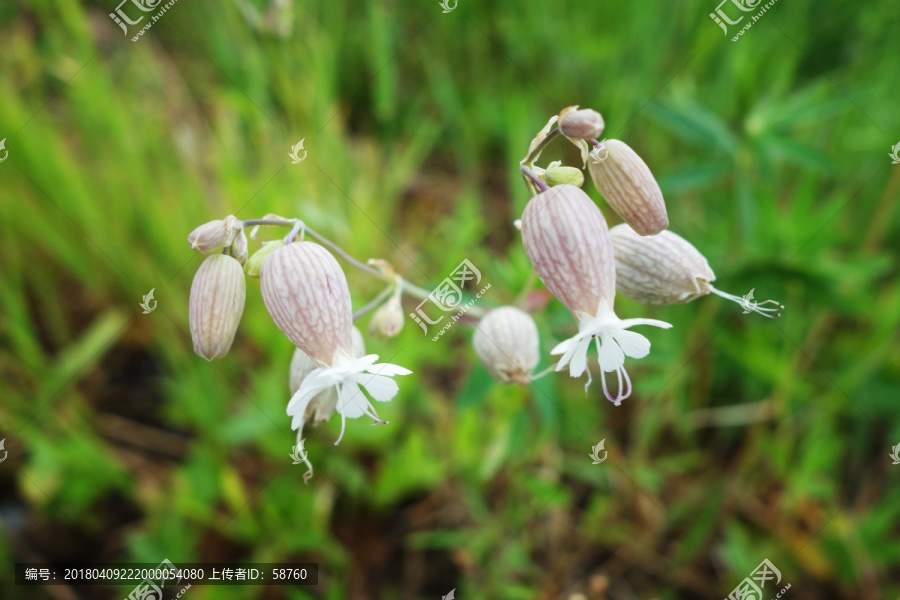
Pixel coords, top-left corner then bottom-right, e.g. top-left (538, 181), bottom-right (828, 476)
top-left (260, 241), bottom-right (411, 444)
top-left (520, 184), bottom-right (672, 404)
top-left (610, 223), bottom-right (783, 317)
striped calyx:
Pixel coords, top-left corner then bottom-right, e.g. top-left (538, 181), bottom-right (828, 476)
top-left (521, 184), bottom-right (615, 318)
top-left (260, 241), bottom-right (353, 365)
top-left (559, 107), bottom-right (605, 141)
top-left (189, 254), bottom-right (246, 360)
top-left (588, 139), bottom-right (668, 236)
top-left (610, 224), bottom-right (714, 304)
top-left (473, 306), bottom-right (540, 386)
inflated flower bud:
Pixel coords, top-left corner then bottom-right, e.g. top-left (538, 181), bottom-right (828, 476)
top-left (369, 289), bottom-right (404, 338)
top-left (189, 254), bottom-right (246, 360)
top-left (610, 224), bottom-right (783, 317)
top-left (587, 139), bottom-right (668, 236)
top-left (542, 164), bottom-right (584, 188)
top-left (246, 240), bottom-right (285, 277)
top-left (188, 215), bottom-right (240, 253)
top-left (559, 107), bottom-right (605, 140)
top-left (232, 230), bottom-right (249, 266)
top-left (521, 184), bottom-right (671, 404)
top-left (472, 307), bottom-right (539, 386)
top-left (261, 242), bottom-right (354, 363)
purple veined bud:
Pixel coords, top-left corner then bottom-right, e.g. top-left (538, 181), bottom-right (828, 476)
top-left (610, 224), bottom-right (784, 317)
top-left (189, 254), bottom-right (246, 360)
top-left (559, 107), bottom-right (605, 141)
top-left (587, 139), bottom-right (668, 236)
top-left (261, 241), bottom-right (411, 444)
top-left (472, 307), bottom-right (540, 386)
top-left (232, 230), bottom-right (249, 266)
top-left (368, 288), bottom-right (404, 338)
top-left (520, 184), bottom-right (672, 405)
top-left (188, 215), bottom-right (240, 253)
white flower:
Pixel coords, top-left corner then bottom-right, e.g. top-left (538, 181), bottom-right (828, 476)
top-left (520, 184), bottom-right (671, 405)
top-left (287, 350), bottom-right (411, 444)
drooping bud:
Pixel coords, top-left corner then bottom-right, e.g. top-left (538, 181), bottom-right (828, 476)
top-left (520, 184), bottom-right (671, 404)
top-left (587, 139), bottom-right (668, 236)
top-left (232, 230), bottom-right (249, 266)
top-left (246, 240), bottom-right (285, 277)
top-left (559, 107), bottom-right (605, 141)
top-left (610, 224), bottom-right (784, 317)
top-left (369, 288), bottom-right (404, 338)
top-left (188, 215), bottom-right (240, 253)
top-left (542, 163), bottom-right (584, 188)
top-left (260, 241), bottom-right (354, 364)
top-left (472, 307), bottom-right (540, 386)
top-left (189, 254), bottom-right (246, 360)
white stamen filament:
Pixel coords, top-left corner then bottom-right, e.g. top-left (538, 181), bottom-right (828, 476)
top-left (707, 285), bottom-right (784, 318)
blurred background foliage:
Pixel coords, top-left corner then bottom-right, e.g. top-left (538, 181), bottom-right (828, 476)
top-left (1, 0), bottom-right (899, 598)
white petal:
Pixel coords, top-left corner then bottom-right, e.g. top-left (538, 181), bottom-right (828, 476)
top-left (596, 332), bottom-right (626, 372)
top-left (612, 329), bottom-right (652, 359)
top-left (358, 374), bottom-right (399, 403)
top-left (567, 336), bottom-right (592, 378)
top-left (335, 382), bottom-right (369, 419)
top-left (367, 362), bottom-right (412, 377)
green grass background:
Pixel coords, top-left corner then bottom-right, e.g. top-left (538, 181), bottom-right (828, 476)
top-left (1, 0), bottom-right (899, 598)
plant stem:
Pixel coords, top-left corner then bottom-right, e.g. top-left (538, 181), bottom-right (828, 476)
top-left (520, 164), bottom-right (548, 193)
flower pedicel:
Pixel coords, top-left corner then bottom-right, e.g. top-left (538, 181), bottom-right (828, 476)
top-left (520, 184), bottom-right (672, 404)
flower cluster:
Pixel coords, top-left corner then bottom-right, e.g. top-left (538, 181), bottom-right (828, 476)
top-left (511, 105), bottom-right (782, 404)
top-left (184, 104), bottom-right (783, 478)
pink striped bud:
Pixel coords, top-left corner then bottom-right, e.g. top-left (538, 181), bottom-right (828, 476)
top-left (188, 215), bottom-right (240, 253)
top-left (559, 107), bottom-right (605, 141)
top-left (260, 241), bottom-right (353, 364)
top-left (473, 307), bottom-right (540, 386)
top-left (189, 254), bottom-right (246, 360)
top-left (520, 184), bottom-right (671, 404)
top-left (587, 139), bottom-right (668, 236)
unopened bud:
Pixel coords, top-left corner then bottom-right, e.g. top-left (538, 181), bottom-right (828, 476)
top-left (260, 242), bottom-right (354, 364)
top-left (232, 230), bottom-right (249, 266)
top-left (189, 254), bottom-right (246, 360)
top-left (588, 139), bottom-right (668, 236)
top-left (542, 164), bottom-right (584, 188)
top-left (369, 290), bottom-right (404, 338)
top-left (472, 307), bottom-right (539, 386)
top-left (246, 240), bottom-right (285, 277)
top-left (559, 107), bottom-right (605, 140)
top-left (188, 215), bottom-right (240, 252)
